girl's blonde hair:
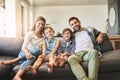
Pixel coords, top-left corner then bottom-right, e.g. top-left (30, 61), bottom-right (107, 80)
top-left (44, 26), bottom-right (54, 31)
top-left (44, 26), bottom-right (55, 35)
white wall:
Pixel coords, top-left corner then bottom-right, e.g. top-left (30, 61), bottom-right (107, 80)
top-left (33, 5), bottom-right (108, 35)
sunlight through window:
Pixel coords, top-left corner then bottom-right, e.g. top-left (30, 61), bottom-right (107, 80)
top-left (0, 6), bottom-right (6, 37)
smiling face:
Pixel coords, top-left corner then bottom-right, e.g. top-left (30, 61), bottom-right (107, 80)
top-left (44, 27), bottom-right (55, 39)
top-left (69, 19), bottom-right (81, 32)
top-left (63, 30), bottom-right (71, 42)
top-left (35, 20), bottom-right (45, 33)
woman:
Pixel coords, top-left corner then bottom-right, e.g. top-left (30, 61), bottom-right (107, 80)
top-left (0, 16), bottom-right (46, 80)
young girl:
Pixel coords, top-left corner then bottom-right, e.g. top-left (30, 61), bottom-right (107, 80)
top-left (57, 28), bottom-right (75, 67)
top-left (0, 16), bottom-right (46, 80)
top-left (28, 26), bottom-right (60, 74)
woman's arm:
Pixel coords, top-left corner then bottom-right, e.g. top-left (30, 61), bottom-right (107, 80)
top-left (22, 32), bottom-right (34, 59)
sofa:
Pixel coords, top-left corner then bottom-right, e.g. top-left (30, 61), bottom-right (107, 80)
top-left (0, 37), bottom-right (120, 80)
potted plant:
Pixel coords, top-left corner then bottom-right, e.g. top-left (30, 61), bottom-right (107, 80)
top-left (56, 32), bottom-right (62, 37)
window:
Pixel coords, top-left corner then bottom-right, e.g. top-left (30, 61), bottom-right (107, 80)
top-left (0, 6), bottom-right (6, 37)
top-left (0, 0), bottom-right (6, 37)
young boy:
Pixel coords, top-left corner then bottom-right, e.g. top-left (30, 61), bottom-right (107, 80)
top-left (57, 28), bottom-right (75, 67)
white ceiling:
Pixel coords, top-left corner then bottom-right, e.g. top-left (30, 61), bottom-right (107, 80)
top-left (27, 0), bottom-right (108, 6)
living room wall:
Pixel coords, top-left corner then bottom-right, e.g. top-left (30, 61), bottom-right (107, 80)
top-left (33, 5), bottom-right (108, 35)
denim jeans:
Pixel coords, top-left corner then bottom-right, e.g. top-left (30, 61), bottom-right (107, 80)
top-left (68, 50), bottom-right (99, 80)
top-left (18, 44), bottom-right (42, 71)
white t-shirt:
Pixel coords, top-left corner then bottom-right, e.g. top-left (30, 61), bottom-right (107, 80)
top-left (22, 31), bottom-right (44, 50)
top-left (75, 30), bottom-right (94, 53)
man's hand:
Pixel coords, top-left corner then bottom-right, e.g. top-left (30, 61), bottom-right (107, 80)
top-left (96, 33), bottom-right (103, 44)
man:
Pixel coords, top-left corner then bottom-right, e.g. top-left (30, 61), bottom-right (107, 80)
top-left (68, 17), bottom-right (103, 80)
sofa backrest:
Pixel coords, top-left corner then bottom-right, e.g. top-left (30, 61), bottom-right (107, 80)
top-left (0, 37), bottom-right (24, 57)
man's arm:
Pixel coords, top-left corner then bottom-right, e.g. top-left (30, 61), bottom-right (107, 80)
top-left (93, 27), bottom-right (104, 44)
top-left (96, 32), bottom-right (104, 44)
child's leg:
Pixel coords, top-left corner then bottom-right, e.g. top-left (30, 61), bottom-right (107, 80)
top-left (0, 50), bottom-right (27, 66)
top-left (54, 56), bottom-right (59, 67)
top-left (0, 57), bottom-right (22, 66)
top-left (13, 57), bottom-right (36, 80)
top-left (64, 55), bottom-right (68, 62)
top-left (12, 69), bottom-right (25, 80)
top-left (46, 56), bottom-right (55, 73)
top-left (27, 55), bottom-right (43, 74)
top-left (54, 54), bottom-right (61, 64)
top-left (59, 55), bottom-right (68, 67)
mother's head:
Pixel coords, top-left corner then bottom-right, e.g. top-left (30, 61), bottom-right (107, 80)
top-left (32, 16), bottom-right (46, 33)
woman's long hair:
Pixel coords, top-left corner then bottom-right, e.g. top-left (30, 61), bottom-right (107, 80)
top-left (31, 16), bottom-right (46, 32)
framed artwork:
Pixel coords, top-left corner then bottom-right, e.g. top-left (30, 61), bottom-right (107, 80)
top-left (109, 7), bottom-right (116, 27)
top-left (108, 0), bottom-right (120, 35)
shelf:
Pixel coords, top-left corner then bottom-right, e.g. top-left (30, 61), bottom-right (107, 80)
top-left (108, 35), bottom-right (120, 49)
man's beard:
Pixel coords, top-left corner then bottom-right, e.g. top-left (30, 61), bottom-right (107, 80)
top-left (74, 26), bottom-right (81, 32)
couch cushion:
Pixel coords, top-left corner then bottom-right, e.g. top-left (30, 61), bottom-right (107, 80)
top-left (13, 62), bottom-right (75, 79)
top-left (12, 50), bottom-right (120, 79)
top-left (0, 37), bottom-right (23, 57)
top-left (0, 66), bottom-right (12, 79)
top-left (0, 56), bottom-right (16, 79)
top-left (98, 33), bottom-right (114, 53)
top-left (37, 62), bottom-right (75, 77)
top-left (99, 50), bottom-right (120, 73)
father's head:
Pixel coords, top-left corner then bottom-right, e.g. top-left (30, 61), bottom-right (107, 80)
top-left (69, 17), bottom-right (81, 32)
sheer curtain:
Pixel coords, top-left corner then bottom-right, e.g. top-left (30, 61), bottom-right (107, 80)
top-left (0, 6), bottom-right (6, 36)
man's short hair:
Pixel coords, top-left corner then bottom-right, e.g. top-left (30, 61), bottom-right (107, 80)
top-left (69, 17), bottom-right (80, 24)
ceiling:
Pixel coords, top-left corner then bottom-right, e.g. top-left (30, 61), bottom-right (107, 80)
top-left (27, 0), bottom-right (108, 6)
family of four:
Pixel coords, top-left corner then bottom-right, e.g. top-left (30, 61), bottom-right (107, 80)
top-left (0, 16), bottom-right (103, 80)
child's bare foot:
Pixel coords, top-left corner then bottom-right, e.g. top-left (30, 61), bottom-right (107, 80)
top-left (12, 76), bottom-right (22, 80)
top-left (0, 61), bottom-right (12, 66)
top-left (54, 57), bottom-right (59, 67)
top-left (55, 57), bottom-right (59, 62)
top-left (46, 63), bottom-right (53, 73)
top-left (27, 66), bottom-right (37, 75)
top-left (0, 61), bottom-right (3, 65)
top-left (59, 59), bottom-right (66, 67)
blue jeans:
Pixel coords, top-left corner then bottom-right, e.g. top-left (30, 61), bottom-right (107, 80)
top-left (18, 44), bottom-right (42, 71)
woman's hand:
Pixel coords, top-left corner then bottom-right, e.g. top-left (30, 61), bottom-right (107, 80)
top-left (26, 53), bottom-right (35, 59)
